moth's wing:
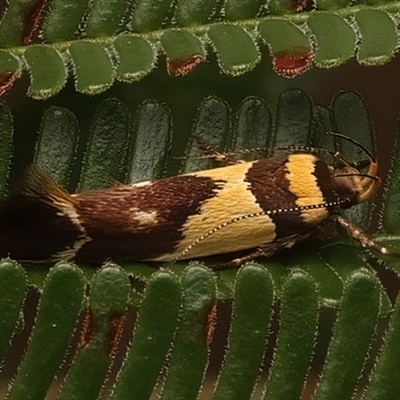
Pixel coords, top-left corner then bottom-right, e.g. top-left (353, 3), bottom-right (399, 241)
top-left (0, 166), bottom-right (82, 262)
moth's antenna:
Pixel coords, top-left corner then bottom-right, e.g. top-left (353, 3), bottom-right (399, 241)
top-left (174, 147), bottom-right (269, 160)
top-left (335, 173), bottom-right (380, 183)
top-left (354, 159), bottom-right (371, 170)
top-left (275, 145), bottom-right (337, 158)
top-left (191, 134), bottom-right (227, 162)
top-left (176, 145), bottom-right (337, 162)
top-left (327, 132), bottom-right (376, 162)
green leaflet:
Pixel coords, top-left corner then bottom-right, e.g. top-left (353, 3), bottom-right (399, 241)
top-left (128, 100), bottom-right (172, 182)
top-left (308, 13), bottom-right (355, 68)
top-left (214, 264), bottom-right (273, 400)
top-left (314, 271), bottom-right (381, 400)
top-left (7, 263), bottom-right (86, 400)
top-left (35, 106), bottom-right (79, 190)
top-left (78, 98), bottom-right (131, 191)
top-left (161, 265), bottom-right (216, 400)
top-left (364, 291), bottom-right (400, 400)
top-left (114, 35), bottom-right (155, 82)
top-left (0, 2), bottom-right (400, 97)
top-left (0, 259), bottom-right (27, 364)
top-left (112, 271), bottom-right (182, 399)
top-left (24, 46), bottom-right (67, 99)
top-left (43, 0), bottom-right (91, 42)
top-left (86, 0), bottom-right (128, 38)
top-left (59, 264), bottom-right (130, 400)
top-left (69, 41), bottom-right (114, 94)
top-left (264, 270), bottom-right (318, 400)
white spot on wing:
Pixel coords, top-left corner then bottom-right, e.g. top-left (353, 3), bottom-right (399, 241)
top-left (131, 209), bottom-right (158, 226)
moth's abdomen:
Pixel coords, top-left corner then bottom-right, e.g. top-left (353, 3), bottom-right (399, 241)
top-left (0, 193), bottom-right (84, 262)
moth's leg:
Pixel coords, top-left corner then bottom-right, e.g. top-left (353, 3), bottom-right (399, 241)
top-left (192, 135), bottom-right (269, 165)
top-left (217, 248), bottom-right (268, 269)
top-left (193, 135), bottom-right (239, 165)
top-left (337, 216), bottom-right (400, 257)
top-left (217, 234), bottom-right (311, 269)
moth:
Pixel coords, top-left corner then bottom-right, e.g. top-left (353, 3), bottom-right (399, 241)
top-left (0, 133), bottom-right (396, 266)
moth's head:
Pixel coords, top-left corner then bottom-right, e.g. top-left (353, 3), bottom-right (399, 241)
top-left (333, 162), bottom-right (379, 207)
top-left (329, 134), bottom-right (380, 208)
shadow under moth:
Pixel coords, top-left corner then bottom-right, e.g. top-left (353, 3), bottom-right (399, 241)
top-left (0, 133), bottom-right (397, 267)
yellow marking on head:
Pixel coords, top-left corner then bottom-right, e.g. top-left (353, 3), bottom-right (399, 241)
top-left (154, 161), bottom-right (276, 261)
top-left (359, 160), bottom-right (380, 202)
top-left (286, 154), bottom-right (329, 225)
